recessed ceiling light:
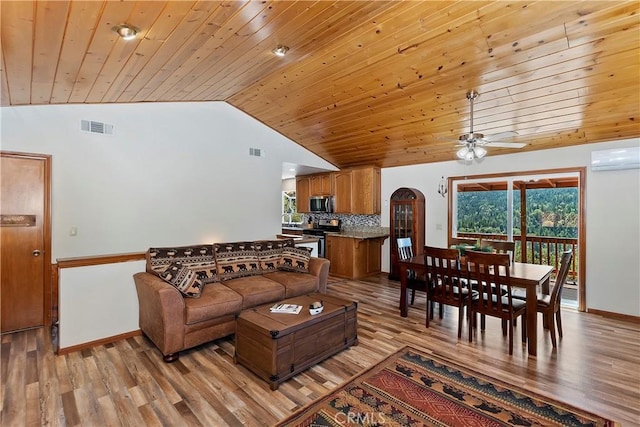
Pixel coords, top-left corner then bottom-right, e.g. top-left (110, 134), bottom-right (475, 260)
top-left (272, 45), bottom-right (289, 57)
top-left (113, 24), bottom-right (137, 41)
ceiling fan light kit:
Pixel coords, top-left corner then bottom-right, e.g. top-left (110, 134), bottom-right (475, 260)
top-left (456, 144), bottom-right (486, 161)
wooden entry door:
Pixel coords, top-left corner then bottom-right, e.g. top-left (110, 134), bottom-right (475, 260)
top-left (1, 152), bottom-right (51, 333)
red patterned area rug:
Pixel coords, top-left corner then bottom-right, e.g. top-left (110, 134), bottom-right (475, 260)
top-left (276, 346), bottom-right (618, 427)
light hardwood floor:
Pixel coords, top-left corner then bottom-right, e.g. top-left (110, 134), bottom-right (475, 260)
top-left (2, 275), bottom-right (639, 426)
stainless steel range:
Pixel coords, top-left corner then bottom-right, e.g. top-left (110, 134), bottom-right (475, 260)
top-left (302, 219), bottom-right (341, 258)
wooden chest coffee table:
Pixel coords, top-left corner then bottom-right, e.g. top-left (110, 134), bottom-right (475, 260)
top-left (234, 293), bottom-right (358, 390)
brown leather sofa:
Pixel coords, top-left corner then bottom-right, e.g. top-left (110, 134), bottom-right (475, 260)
top-left (133, 240), bottom-right (330, 362)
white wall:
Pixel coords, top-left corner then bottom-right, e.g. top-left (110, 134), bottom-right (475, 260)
top-left (1, 102), bottom-right (335, 260)
top-left (58, 260), bottom-right (145, 348)
top-left (382, 138), bottom-right (640, 317)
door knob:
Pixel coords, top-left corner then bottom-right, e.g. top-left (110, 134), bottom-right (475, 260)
top-left (32, 250), bottom-right (41, 257)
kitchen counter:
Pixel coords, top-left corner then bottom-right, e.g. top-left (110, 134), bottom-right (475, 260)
top-left (327, 227), bottom-right (390, 240)
top-left (276, 234), bottom-right (320, 244)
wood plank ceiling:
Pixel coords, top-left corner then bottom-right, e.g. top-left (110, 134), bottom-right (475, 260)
top-left (1, 1), bottom-right (639, 169)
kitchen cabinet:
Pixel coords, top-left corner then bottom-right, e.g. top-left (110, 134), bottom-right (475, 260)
top-left (333, 171), bottom-right (352, 213)
top-left (295, 176), bottom-right (311, 212)
top-left (326, 234), bottom-right (386, 279)
top-left (297, 166), bottom-right (380, 214)
top-left (351, 167), bottom-right (381, 214)
top-left (310, 173), bottom-right (332, 196)
top-left (333, 167), bottom-right (381, 214)
top-left (389, 187), bottom-right (425, 280)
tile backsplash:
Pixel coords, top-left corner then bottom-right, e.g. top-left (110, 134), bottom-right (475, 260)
top-left (302, 213), bottom-right (380, 228)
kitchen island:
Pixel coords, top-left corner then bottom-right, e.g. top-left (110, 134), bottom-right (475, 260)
top-left (326, 228), bottom-right (389, 279)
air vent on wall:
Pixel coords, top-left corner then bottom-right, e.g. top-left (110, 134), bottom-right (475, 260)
top-left (81, 120), bottom-right (114, 135)
top-left (249, 147), bottom-right (264, 157)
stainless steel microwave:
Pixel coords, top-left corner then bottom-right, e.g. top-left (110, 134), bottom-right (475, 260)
top-left (309, 196), bottom-right (334, 213)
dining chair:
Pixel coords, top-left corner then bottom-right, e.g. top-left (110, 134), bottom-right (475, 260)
top-left (513, 249), bottom-right (573, 348)
top-left (424, 246), bottom-right (475, 339)
top-left (465, 250), bottom-right (527, 355)
top-left (449, 237), bottom-right (477, 247)
top-left (482, 239), bottom-right (515, 262)
top-left (396, 237), bottom-right (427, 305)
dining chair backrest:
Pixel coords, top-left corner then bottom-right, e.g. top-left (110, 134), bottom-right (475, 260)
top-left (424, 246), bottom-right (462, 300)
top-left (482, 240), bottom-right (515, 254)
top-left (465, 250), bottom-right (514, 315)
top-left (482, 240), bottom-right (516, 264)
top-left (450, 237), bottom-right (476, 247)
top-left (550, 249), bottom-right (573, 310)
top-left (397, 237), bottom-right (413, 261)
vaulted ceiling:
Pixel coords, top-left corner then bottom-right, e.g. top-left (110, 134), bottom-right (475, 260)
top-left (2, 1), bottom-right (639, 169)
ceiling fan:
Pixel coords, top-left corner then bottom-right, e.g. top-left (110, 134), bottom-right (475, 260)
top-left (455, 90), bottom-right (526, 161)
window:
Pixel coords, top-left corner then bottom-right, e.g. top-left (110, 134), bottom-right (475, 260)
top-left (282, 191), bottom-right (302, 224)
top-left (456, 182), bottom-right (509, 237)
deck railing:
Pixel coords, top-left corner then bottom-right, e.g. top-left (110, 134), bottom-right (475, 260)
top-left (457, 233), bottom-right (579, 284)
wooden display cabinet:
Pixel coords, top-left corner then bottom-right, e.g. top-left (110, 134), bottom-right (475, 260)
top-left (389, 187), bottom-right (425, 280)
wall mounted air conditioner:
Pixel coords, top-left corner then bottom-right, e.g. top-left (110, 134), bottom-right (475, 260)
top-left (591, 146), bottom-right (640, 171)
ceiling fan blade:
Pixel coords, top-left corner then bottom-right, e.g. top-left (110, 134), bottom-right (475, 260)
top-left (486, 142), bottom-right (527, 148)
top-left (484, 131), bottom-right (518, 141)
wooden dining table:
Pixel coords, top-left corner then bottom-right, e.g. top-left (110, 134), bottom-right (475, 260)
top-left (399, 255), bottom-right (554, 357)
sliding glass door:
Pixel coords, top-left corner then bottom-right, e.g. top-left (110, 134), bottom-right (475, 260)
top-left (449, 169), bottom-right (584, 310)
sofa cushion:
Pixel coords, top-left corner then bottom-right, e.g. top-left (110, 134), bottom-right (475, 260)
top-left (184, 283), bottom-right (243, 325)
top-left (279, 246), bottom-right (313, 273)
top-left (263, 271), bottom-right (319, 298)
top-left (147, 245), bottom-right (218, 284)
top-left (221, 275), bottom-right (286, 309)
top-left (213, 241), bottom-right (261, 281)
top-left (158, 262), bottom-right (204, 298)
top-left (255, 239), bottom-right (291, 273)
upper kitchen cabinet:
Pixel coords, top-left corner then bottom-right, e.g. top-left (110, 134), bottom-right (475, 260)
top-left (334, 167), bottom-right (381, 214)
top-left (298, 166), bottom-right (380, 215)
top-left (351, 167), bottom-right (381, 214)
top-left (333, 170), bottom-right (352, 214)
top-left (310, 173), bottom-right (333, 196)
top-left (295, 176), bottom-right (310, 213)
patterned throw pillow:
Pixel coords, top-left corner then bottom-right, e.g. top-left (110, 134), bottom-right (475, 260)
top-left (158, 262), bottom-right (204, 298)
top-left (213, 241), bottom-right (261, 281)
top-left (255, 239), bottom-right (291, 273)
top-left (279, 246), bottom-right (312, 273)
top-left (147, 245), bottom-right (218, 284)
